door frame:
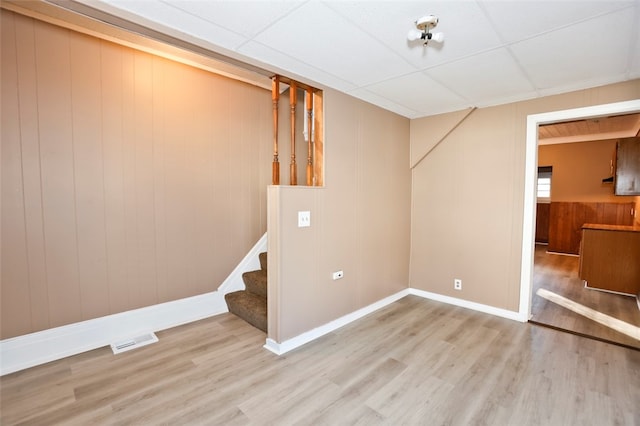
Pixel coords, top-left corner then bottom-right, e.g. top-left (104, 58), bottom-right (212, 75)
top-left (518, 99), bottom-right (640, 321)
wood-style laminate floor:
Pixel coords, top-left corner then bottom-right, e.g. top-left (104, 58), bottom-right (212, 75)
top-left (2, 295), bottom-right (639, 425)
top-left (531, 244), bottom-right (640, 349)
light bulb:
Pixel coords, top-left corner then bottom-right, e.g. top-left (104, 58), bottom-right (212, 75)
top-left (407, 29), bottom-right (423, 41)
top-left (431, 32), bottom-right (444, 43)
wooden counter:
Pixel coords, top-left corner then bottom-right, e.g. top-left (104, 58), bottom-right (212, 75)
top-left (579, 223), bottom-right (640, 296)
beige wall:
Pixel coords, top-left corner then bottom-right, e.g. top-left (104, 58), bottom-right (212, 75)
top-left (538, 140), bottom-right (639, 203)
top-left (268, 90), bottom-right (411, 342)
top-left (410, 79), bottom-right (640, 312)
top-left (1, 11), bottom-right (271, 339)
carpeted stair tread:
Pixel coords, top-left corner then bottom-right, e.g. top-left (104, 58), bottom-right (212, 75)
top-left (224, 251), bottom-right (269, 333)
top-left (225, 291), bottom-right (267, 332)
top-left (242, 270), bottom-right (267, 298)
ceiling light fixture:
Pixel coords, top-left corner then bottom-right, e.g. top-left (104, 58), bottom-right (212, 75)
top-left (407, 15), bottom-right (444, 46)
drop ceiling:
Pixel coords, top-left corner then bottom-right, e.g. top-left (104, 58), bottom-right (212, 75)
top-left (18, 0), bottom-right (640, 119)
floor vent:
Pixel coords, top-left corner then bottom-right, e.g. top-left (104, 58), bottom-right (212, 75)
top-left (110, 332), bottom-right (158, 355)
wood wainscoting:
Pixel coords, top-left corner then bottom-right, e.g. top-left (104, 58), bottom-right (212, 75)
top-left (547, 202), bottom-right (635, 254)
top-left (535, 203), bottom-right (550, 243)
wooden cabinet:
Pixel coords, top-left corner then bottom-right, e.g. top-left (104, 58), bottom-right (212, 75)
top-left (579, 224), bottom-right (640, 295)
top-left (614, 137), bottom-right (640, 195)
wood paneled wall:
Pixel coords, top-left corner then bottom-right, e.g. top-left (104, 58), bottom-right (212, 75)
top-left (1, 11), bottom-right (271, 339)
top-left (535, 203), bottom-right (550, 243)
top-left (547, 202), bottom-right (635, 254)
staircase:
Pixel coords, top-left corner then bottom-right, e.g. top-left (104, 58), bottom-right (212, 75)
top-left (224, 252), bottom-right (267, 332)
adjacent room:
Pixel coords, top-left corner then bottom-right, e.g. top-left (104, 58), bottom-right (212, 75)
top-left (531, 116), bottom-right (640, 349)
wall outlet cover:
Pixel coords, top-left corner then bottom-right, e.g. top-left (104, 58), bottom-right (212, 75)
top-left (298, 211), bottom-right (311, 227)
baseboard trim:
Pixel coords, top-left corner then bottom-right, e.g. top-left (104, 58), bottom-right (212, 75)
top-left (263, 289), bottom-right (411, 355)
top-left (408, 288), bottom-right (525, 322)
top-left (0, 292), bottom-right (227, 376)
top-left (0, 233), bottom-right (268, 376)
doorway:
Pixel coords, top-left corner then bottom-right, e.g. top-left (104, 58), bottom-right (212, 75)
top-left (519, 99), bottom-right (640, 348)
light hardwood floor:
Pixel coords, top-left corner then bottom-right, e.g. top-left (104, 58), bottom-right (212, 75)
top-left (531, 244), bottom-right (640, 349)
top-left (1, 295), bottom-right (639, 425)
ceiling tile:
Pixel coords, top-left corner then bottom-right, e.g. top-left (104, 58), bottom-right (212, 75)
top-left (326, 0), bottom-right (504, 70)
top-left (364, 72), bottom-right (468, 116)
top-left (164, 0), bottom-right (303, 39)
top-left (101, 0), bottom-right (247, 48)
top-left (426, 48), bottom-right (537, 106)
top-left (238, 40), bottom-right (358, 93)
top-left (251, 1), bottom-right (416, 86)
top-left (631, 7), bottom-right (640, 78)
top-left (509, 8), bottom-right (635, 91)
top-left (479, 0), bottom-right (635, 44)
top-left (346, 88), bottom-right (422, 119)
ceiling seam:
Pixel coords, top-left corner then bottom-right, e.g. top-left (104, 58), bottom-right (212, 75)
top-left (474, 0), bottom-right (539, 96)
top-left (321, 1), bottom-right (422, 72)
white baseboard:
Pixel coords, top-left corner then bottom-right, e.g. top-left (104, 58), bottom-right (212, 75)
top-left (263, 287), bottom-right (524, 356)
top-left (0, 233), bottom-right (267, 376)
top-left (263, 289), bottom-right (411, 355)
top-left (408, 288), bottom-right (525, 322)
top-left (0, 292), bottom-right (227, 376)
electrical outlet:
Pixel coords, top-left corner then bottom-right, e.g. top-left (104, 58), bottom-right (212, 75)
top-left (298, 211), bottom-right (311, 227)
top-left (454, 279), bottom-right (462, 290)
top-left (332, 270), bottom-right (344, 280)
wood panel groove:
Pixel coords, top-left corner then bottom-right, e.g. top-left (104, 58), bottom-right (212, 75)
top-left (1, 10), bottom-right (271, 339)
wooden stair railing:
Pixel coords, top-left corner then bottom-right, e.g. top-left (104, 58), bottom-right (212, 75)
top-left (272, 76), bottom-right (280, 185)
top-left (306, 88), bottom-right (313, 186)
top-left (271, 75), bottom-right (323, 186)
top-left (289, 81), bottom-right (297, 185)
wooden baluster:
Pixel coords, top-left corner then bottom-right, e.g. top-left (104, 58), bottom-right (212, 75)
top-left (306, 88), bottom-right (314, 186)
top-left (313, 91), bottom-right (324, 186)
top-left (272, 76), bottom-right (280, 185)
top-left (289, 82), bottom-right (297, 185)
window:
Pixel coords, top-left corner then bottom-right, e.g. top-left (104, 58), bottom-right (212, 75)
top-left (537, 166), bottom-right (552, 202)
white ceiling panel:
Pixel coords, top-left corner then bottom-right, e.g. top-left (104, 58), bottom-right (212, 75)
top-left (509, 8), bottom-right (636, 90)
top-left (326, 0), bottom-right (504, 70)
top-left (631, 6), bottom-right (640, 78)
top-left (164, 0), bottom-right (303, 39)
top-left (426, 48), bottom-right (537, 106)
top-left (97, 0), bottom-right (247, 48)
top-left (250, 1), bottom-right (416, 86)
top-left (238, 40), bottom-right (358, 93)
top-left (364, 72), bottom-right (467, 116)
top-left (479, 0), bottom-right (635, 44)
top-left (347, 88), bottom-right (422, 118)
top-left (59, 0), bottom-right (640, 118)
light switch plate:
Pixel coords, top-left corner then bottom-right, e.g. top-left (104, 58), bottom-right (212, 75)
top-left (298, 211), bottom-right (311, 227)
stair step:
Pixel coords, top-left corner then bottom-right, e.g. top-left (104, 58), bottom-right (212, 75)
top-left (225, 291), bottom-right (267, 332)
top-left (242, 269), bottom-right (267, 298)
top-left (259, 252), bottom-right (267, 271)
